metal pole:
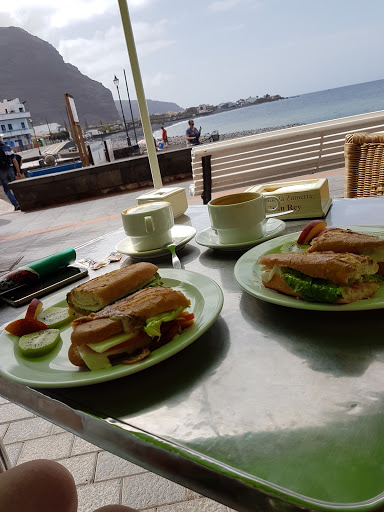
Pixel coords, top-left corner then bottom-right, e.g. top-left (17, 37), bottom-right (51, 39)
top-left (30, 119), bottom-right (41, 155)
top-left (115, 80), bottom-right (131, 147)
top-left (117, 0), bottom-right (163, 189)
top-left (123, 69), bottom-right (138, 144)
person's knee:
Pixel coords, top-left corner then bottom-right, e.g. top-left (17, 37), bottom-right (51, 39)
top-left (0, 459), bottom-right (77, 512)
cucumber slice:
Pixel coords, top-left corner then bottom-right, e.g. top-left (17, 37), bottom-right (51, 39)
top-left (279, 241), bottom-right (308, 254)
top-left (19, 329), bottom-right (61, 358)
top-left (37, 307), bottom-right (74, 328)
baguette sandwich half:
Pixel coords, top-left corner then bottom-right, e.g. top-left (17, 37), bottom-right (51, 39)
top-left (68, 286), bottom-right (192, 370)
top-left (307, 228), bottom-right (384, 274)
top-left (67, 262), bottom-right (160, 315)
top-left (258, 251), bottom-right (381, 304)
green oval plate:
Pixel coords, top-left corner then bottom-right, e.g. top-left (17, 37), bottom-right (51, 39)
top-left (234, 225), bottom-right (384, 311)
top-left (0, 270), bottom-right (223, 388)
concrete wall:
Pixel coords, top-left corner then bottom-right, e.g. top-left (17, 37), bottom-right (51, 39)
top-left (9, 148), bottom-right (192, 211)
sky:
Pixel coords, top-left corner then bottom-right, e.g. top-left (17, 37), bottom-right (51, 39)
top-left (1, 0), bottom-right (384, 109)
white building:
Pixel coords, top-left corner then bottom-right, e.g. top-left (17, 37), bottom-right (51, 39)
top-left (198, 104), bottom-right (215, 114)
top-left (0, 98), bottom-right (33, 151)
top-left (33, 122), bottom-right (63, 137)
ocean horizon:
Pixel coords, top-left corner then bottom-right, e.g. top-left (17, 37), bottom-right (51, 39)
top-left (154, 79), bottom-right (384, 139)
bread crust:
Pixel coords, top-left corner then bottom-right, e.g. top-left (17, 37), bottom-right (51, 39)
top-left (262, 273), bottom-right (380, 304)
top-left (258, 251), bottom-right (378, 285)
top-left (67, 262), bottom-right (158, 313)
top-left (308, 228), bottom-right (384, 254)
top-left (71, 287), bottom-right (190, 347)
top-left (79, 286), bottom-right (190, 322)
top-left (71, 317), bottom-right (123, 347)
top-left (68, 344), bottom-right (85, 366)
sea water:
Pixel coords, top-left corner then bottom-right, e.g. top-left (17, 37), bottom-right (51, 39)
top-left (160, 79), bottom-right (384, 138)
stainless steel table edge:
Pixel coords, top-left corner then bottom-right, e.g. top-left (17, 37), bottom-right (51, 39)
top-left (1, 375), bottom-right (382, 512)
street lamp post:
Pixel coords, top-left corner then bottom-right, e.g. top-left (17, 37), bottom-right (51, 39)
top-left (123, 69), bottom-right (138, 144)
top-left (113, 75), bottom-right (131, 147)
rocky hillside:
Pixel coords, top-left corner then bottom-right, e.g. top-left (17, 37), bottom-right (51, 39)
top-left (0, 27), bottom-right (120, 125)
top-left (115, 99), bottom-right (183, 119)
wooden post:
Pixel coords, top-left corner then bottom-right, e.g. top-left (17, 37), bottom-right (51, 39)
top-left (201, 155), bottom-right (212, 204)
top-left (64, 94), bottom-right (89, 167)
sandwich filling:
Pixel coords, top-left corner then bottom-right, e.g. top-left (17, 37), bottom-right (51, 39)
top-left (70, 287), bottom-right (193, 370)
top-left (76, 306), bottom-right (188, 370)
top-left (259, 251), bottom-right (382, 304)
top-left (262, 267), bottom-right (383, 304)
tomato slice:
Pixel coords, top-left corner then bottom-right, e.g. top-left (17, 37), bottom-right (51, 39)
top-left (178, 319), bottom-right (194, 329)
top-left (177, 312), bottom-right (194, 321)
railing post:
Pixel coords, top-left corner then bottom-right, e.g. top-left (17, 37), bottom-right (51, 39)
top-left (201, 155), bottom-right (212, 204)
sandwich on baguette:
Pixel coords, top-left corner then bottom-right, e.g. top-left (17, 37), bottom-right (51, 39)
top-left (68, 286), bottom-right (193, 370)
top-left (67, 262), bottom-right (160, 315)
top-left (258, 251), bottom-right (381, 304)
top-left (307, 228), bottom-right (384, 274)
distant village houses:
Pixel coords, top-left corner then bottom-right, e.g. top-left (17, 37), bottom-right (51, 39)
top-left (198, 104), bottom-right (215, 114)
top-left (0, 98), bottom-right (33, 151)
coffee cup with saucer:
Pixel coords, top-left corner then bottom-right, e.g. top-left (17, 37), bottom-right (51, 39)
top-left (121, 201), bottom-right (174, 252)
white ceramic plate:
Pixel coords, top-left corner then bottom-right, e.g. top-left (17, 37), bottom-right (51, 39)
top-left (0, 270), bottom-right (224, 388)
top-left (195, 218), bottom-right (286, 251)
top-left (116, 225), bottom-right (196, 259)
top-left (234, 225), bottom-right (384, 311)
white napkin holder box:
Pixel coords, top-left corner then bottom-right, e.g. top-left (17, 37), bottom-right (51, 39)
top-left (136, 187), bottom-right (188, 218)
top-left (246, 178), bottom-right (332, 220)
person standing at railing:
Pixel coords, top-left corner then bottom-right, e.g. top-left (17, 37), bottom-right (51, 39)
top-left (161, 126), bottom-right (168, 148)
top-left (0, 134), bottom-right (21, 210)
top-left (185, 120), bottom-right (201, 145)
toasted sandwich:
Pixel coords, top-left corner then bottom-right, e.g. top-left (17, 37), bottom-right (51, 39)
top-left (68, 286), bottom-right (192, 370)
top-left (307, 228), bottom-right (384, 274)
top-left (67, 262), bottom-right (160, 315)
top-left (258, 251), bottom-right (381, 304)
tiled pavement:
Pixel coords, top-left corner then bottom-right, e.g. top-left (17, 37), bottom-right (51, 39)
top-left (0, 170), bottom-right (345, 511)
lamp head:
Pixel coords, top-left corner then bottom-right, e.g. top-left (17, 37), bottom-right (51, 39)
top-left (113, 75), bottom-right (119, 87)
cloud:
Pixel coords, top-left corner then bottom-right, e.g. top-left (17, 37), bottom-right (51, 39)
top-left (219, 23), bottom-right (244, 33)
top-left (0, 0), bottom-right (157, 32)
top-left (208, 0), bottom-right (241, 12)
top-left (148, 71), bottom-right (172, 88)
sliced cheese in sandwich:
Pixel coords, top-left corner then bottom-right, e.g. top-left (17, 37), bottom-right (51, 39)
top-left (69, 286), bottom-right (191, 370)
top-left (259, 251), bottom-right (381, 304)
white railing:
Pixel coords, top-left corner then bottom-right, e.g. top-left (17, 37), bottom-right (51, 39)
top-left (190, 110), bottom-right (384, 202)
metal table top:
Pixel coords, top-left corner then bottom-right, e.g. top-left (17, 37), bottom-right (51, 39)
top-left (1, 197), bottom-right (384, 512)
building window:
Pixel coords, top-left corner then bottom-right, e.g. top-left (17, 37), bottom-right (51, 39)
top-left (8, 124), bottom-right (12, 130)
top-left (19, 108), bottom-right (23, 112)
top-left (21, 122), bottom-right (25, 129)
top-left (1, 125), bottom-right (5, 131)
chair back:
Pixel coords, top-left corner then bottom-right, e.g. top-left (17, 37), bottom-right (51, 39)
top-left (344, 133), bottom-right (384, 197)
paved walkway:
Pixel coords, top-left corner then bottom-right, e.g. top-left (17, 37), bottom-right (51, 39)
top-left (0, 169), bottom-right (345, 512)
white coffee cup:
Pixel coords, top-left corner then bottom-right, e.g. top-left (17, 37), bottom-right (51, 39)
top-left (121, 201), bottom-right (174, 251)
top-left (208, 192), bottom-right (281, 244)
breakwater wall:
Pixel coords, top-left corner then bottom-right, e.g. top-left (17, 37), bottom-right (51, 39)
top-left (10, 147), bottom-right (192, 211)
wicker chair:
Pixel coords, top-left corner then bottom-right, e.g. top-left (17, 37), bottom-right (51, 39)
top-left (344, 133), bottom-right (384, 197)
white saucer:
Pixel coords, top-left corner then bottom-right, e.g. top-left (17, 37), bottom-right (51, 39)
top-left (195, 218), bottom-right (286, 251)
top-left (116, 225), bottom-right (196, 259)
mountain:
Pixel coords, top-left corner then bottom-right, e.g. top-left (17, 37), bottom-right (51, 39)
top-left (0, 26), bottom-right (119, 126)
top-left (115, 99), bottom-right (183, 119)
top-left (0, 26), bottom-right (184, 128)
